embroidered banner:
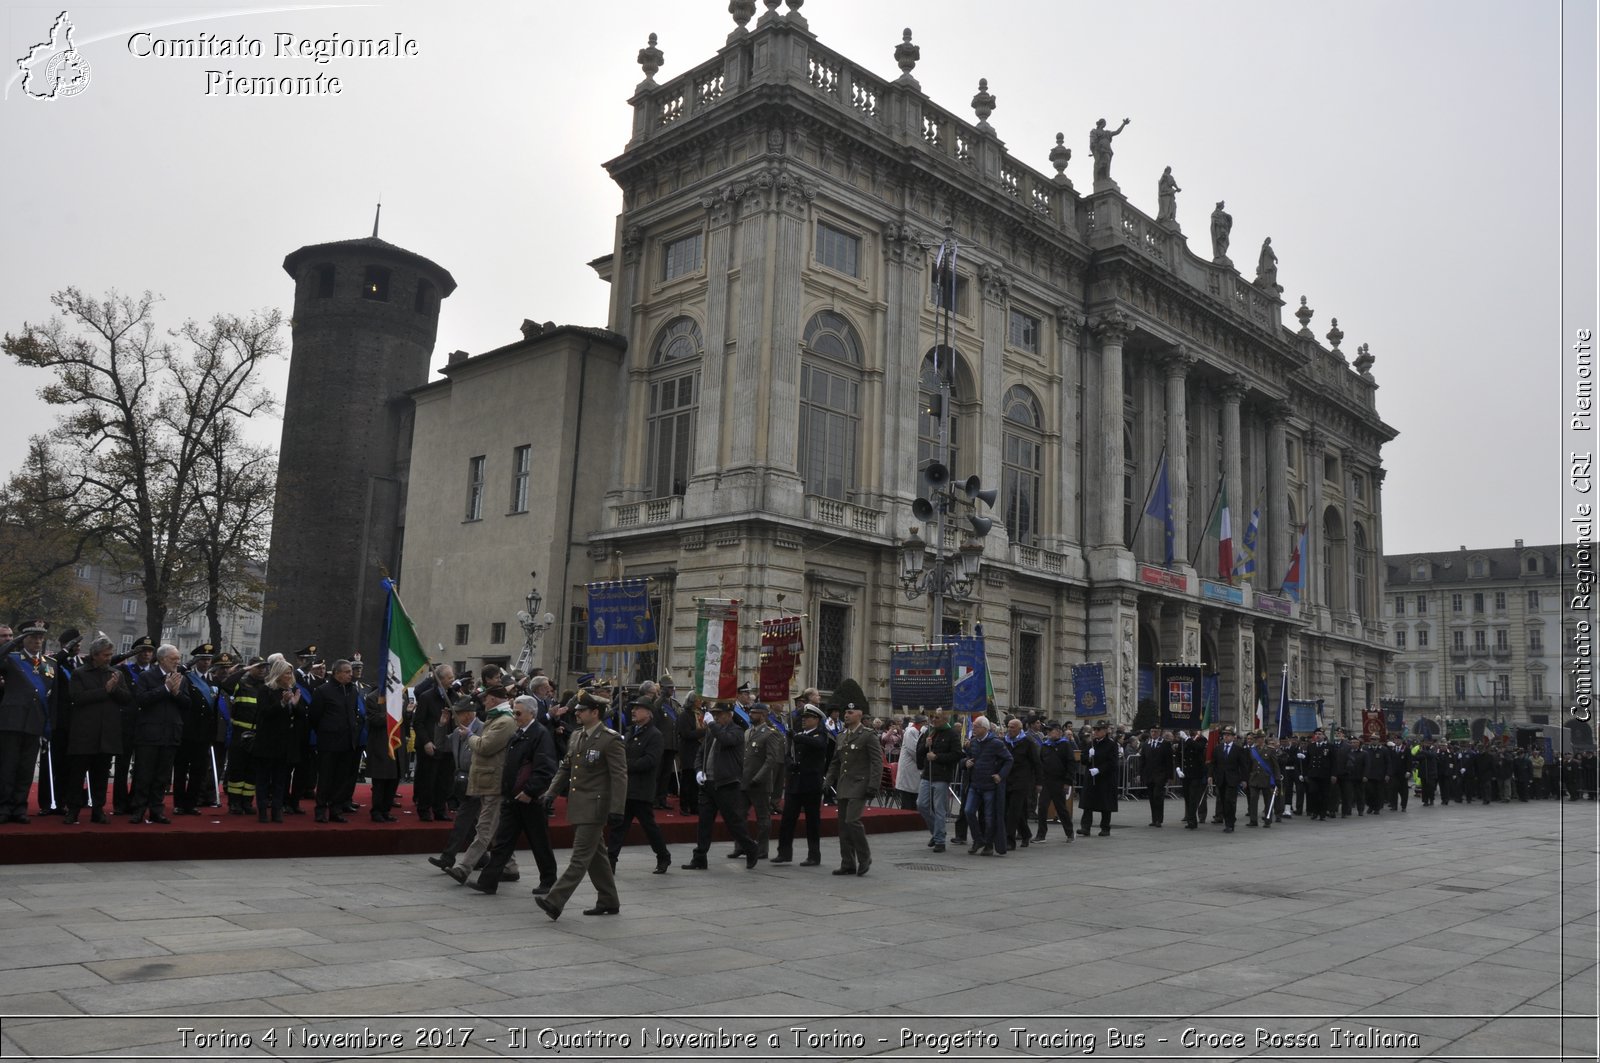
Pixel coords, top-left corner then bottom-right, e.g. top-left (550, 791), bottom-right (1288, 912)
top-left (1159, 664), bottom-right (1203, 729)
top-left (889, 644), bottom-right (953, 710)
top-left (693, 599), bottom-right (740, 701)
top-left (758, 616), bottom-right (803, 702)
top-left (586, 579), bottom-right (657, 651)
top-left (1071, 662), bottom-right (1108, 717)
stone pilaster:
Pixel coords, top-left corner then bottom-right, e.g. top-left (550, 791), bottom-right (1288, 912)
top-left (1056, 308), bottom-right (1086, 547)
top-left (1219, 377), bottom-right (1245, 583)
top-left (977, 261), bottom-right (1010, 541)
top-left (685, 187), bottom-right (739, 514)
top-left (1267, 403), bottom-right (1290, 592)
top-left (1304, 429), bottom-right (1325, 606)
top-left (1091, 311), bottom-right (1131, 550)
top-left (881, 222), bottom-right (926, 519)
top-left (1088, 591), bottom-right (1141, 725)
top-left (761, 169), bottom-right (813, 515)
top-left (608, 224), bottom-right (648, 505)
top-left (1159, 346), bottom-right (1197, 564)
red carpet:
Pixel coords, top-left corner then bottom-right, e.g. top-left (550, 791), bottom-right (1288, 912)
top-left (0, 782), bottom-right (926, 864)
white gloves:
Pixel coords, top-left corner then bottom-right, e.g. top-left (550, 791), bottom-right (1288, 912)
top-left (1178, 731), bottom-right (1190, 741)
top-left (1175, 767), bottom-right (1185, 780)
top-left (696, 771), bottom-right (707, 785)
top-left (1089, 767), bottom-right (1100, 777)
top-left (1297, 752), bottom-right (1306, 759)
top-left (1088, 747), bottom-right (1096, 759)
top-left (703, 710), bottom-right (714, 725)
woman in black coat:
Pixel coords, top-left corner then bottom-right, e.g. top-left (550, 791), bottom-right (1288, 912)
top-left (250, 660), bottom-right (303, 823)
top-left (65, 636), bottom-right (132, 824)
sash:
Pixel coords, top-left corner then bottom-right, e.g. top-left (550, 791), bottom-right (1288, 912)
top-left (12, 654), bottom-right (52, 733)
top-left (189, 671), bottom-right (217, 712)
top-left (659, 699), bottom-right (677, 724)
top-left (732, 704), bottom-right (751, 728)
top-left (1249, 746), bottom-right (1276, 788)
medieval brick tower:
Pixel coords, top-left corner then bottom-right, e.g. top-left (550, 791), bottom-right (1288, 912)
top-left (260, 229), bottom-right (456, 661)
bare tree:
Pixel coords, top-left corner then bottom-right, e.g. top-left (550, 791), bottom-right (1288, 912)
top-left (2, 288), bottom-right (282, 639)
top-left (188, 417), bottom-right (275, 648)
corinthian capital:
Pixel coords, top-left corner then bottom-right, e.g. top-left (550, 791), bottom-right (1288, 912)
top-left (1091, 309), bottom-right (1132, 343)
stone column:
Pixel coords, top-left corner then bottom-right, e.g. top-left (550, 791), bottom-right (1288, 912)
top-left (1218, 377), bottom-right (1246, 583)
top-left (1056, 308), bottom-right (1086, 548)
top-left (1345, 460), bottom-right (1361, 621)
top-left (1267, 403), bottom-right (1290, 593)
top-left (727, 176), bottom-right (772, 477)
top-left (1159, 347), bottom-right (1196, 564)
top-left (760, 169), bottom-right (813, 515)
top-left (685, 188), bottom-right (738, 515)
top-left (1092, 311), bottom-right (1131, 549)
top-left (607, 223), bottom-right (647, 505)
top-left (1304, 430), bottom-right (1325, 606)
top-left (881, 222), bottom-right (926, 518)
top-left (1371, 466), bottom-right (1387, 619)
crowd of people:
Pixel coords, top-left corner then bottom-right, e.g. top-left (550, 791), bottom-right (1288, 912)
top-left (3, 616), bottom-right (1594, 916)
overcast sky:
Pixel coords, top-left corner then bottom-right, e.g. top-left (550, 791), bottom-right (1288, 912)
top-left (0, 0), bottom-right (1591, 559)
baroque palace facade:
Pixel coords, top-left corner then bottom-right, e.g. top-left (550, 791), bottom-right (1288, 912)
top-left (388, 4), bottom-right (1395, 728)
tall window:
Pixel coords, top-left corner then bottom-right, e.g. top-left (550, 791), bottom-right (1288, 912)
top-left (1393, 596), bottom-right (1406, 617)
top-left (1454, 674), bottom-right (1466, 700)
top-left (315, 263), bottom-right (335, 298)
top-left (1418, 628), bottom-right (1430, 648)
top-left (568, 606), bottom-right (588, 674)
top-left (1418, 670), bottom-right (1430, 697)
top-left (1395, 630), bottom-right (1407, 649)
top-left (816, 603), bottom-right (849, 692)
top-left (455, 624), bottom-right (470, 646)
top-left (1352, 523), bottom-right (1369, 620)
top-left (465, 455), bottom-right (486, 520)
top-left (1123, 424), bottom-right (1138, 548)
top-left (1453, 630), bottom-right (1466, 652)
top-left (491, 623), bottom-right (507, 644)
top-left (1015, 629), bottom-right (1041, 708)
top-left (1531, 672), bottom-right (1545, 698)
top-left (122, 598), bottom-right (138, 617)
top-left (662, 232), bottom-right (703, 281)
top-left (918, 348), bottom-right (966, 473)
top-left (1473, 630), bottom-right (1487, 652)
top-left (929, 269), bottom-right (970, 315)
top-left (1528, 589), bottom-right (1541, 610)
top-left (647, 317), bottom-right (702, 498)
top-left (414, 279), bottom-right (438, 315)
top-left (511, 445), bottom-right (531, 513)
top-left (1008, 309), bottom-right (1040, 354)
top-left (1322, 507), bottom-right (1346, 611)
top-left (1002, 385), bottom-right (1043, 547)
top-left (1494, 591), bottom-right (1506, 612)
top-left (815, 222), bottom-right (860, 277)
top-left (1530, 629), bottom-right (1544, 653)
top-left (1473, 592), bottom-right (1485, 614)
top-left (1495, 629), bottom-right (1509, 651)
top-left (1451, 593), bottom-right (1463, 613)
top-left (798, 311), bottom-right (863, 500)
top-left (1417, 594), bottom-right (1428, 614)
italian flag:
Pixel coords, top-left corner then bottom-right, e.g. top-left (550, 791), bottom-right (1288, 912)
top-left (380, 578), bottom-right (430, 758)
top-left (1212, 482), bottom-right (1233, 582)
top-left (694, 599), bottom-right (741, 701)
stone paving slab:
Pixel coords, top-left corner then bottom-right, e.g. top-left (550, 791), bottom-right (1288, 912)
top-left (0, 800), bottom-right (1594, 1062)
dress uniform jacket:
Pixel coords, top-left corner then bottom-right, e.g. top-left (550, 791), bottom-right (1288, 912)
top-left (0, 650), bottom-right (55, 737)
top-left (785, 725), bottom-right (832, 796)
top-left (66, 664), bottom-right (130, 756)
top-left (623, 721), bottom-right (664, 801)
top-left (1079, 735), bottom-right (1119, 812)
top-left (549, 723), bottom-right (627, 823)
top-left (740, 722), bottom-right (785, 791)
top-left (823, 724), bottom-right (882, 800)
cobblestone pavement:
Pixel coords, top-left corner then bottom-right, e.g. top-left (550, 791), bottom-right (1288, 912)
top-left (1, 799), bottom-right (1595, 1062)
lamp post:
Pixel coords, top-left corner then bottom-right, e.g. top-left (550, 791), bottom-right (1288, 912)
top-left (515, 571), bottom-right (556, 675)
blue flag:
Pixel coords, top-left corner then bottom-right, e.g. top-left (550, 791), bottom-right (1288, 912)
top-left (1144, 455), bottom-right (1174, 566)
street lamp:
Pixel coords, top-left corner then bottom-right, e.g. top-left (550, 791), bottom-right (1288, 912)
top-left (514, 570), bottom-right (556, 675)
top-left (898, 467), bottom-right (995, 634)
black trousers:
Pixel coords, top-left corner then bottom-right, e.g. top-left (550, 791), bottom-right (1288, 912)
top-left (130, 743), bottom-right (177, 814)
top-left (112, 747), bottom-right (135, 812)
top-left (696, 781), bottom-right (753, 855)
top-left (0, 731), bottom-right (40, 819)
top-left (1363, 778), bottom-right (1387, 813)
top-left (288, 741), bottom-right (317, 803)
top-left (172, 743), bottom-right (212, 810)
top-left (315, 749), bottom-right (358, 811)
top-left (1421, 777), bottom-right (1438, 804)
top-left (1004, 787), bottom-right (1032, 842)
top-left (777, 788), bottom-right (821, 859)
top-left (655, 749), bottom-right (677, 803)
top-left (369, 777), bottom-right (398, 816)
top-left (1217, 781), bottom-right (1241, 827)
top-left (1147, 778), bottom-right (1168, 824)
top-left (68, 752), bottom-right (113, 812)
top-left (678, 758), bottom-right (700, 813)
top-left (1035, 781), bottom-right (1071, 837)
top-left (1392, 776), bottom-right (1410, 810)
top-left (481, 797), bottom-right (558, 889)
top-left (42, 737), bottom-right (79, 811)
top-left (413, 753), bottom-right (453, 816)
top-left (254, 758), bottom-right (289, 812)
top-left (1341, 776), bottom-right (1361, 815)
top-left (1182, 775), bottom-right (1206, 826)
top-left (608, 798), bottom-right (670, 862)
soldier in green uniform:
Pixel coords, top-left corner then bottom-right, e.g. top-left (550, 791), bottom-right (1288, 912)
top-left (537, 691), bottom-right (628, 920)
top-left (737, 702), bottom-right (785, 860)
top-left (823, 685), bottom-right (881, 876)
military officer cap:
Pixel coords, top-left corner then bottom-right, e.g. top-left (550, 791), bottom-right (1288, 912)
top-left (350, 657), bottom-right (364, 671)
top-left (215, 652), bottom-right (238, 667)
top-left (190, 643), bottom-right (216, 660)
top-left (710, 701), bottom-right (734, 715)
top-left (737, 680), bottom-right (753, 694)
top-left (131, 635), bottom-right (156, 652)
top-left (576, 671), bottom-right (599, 688)
top-left (659, 673), bottom-right (675, 687)
top-left (296, 644), bottom-right (317, 658)
top-left (577, 689), bottom-right (611, 710)
top-left (18, 619), bottom-right (48, 636)
top-left (1092, 718), bottom-right (1109, 730)
top-left (451, 696), bottom-right (479, 714)
top-left (799, 704), bottom-right (825, 720)
top-left (59, 628), bottom-right (82, 649)
top-left (246, 655), bottom-right (267, 668)
top-left (629, 697), bottom-right (653, 710)
top-left (1220, 724), bottom-right (1236, 735)
top-left (1047, 720), bottom-right (1064, 732)
top-left (749, 702), bottom-right (769, 716)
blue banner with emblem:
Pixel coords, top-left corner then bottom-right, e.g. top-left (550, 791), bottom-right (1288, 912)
top-left (1288, 698), bottom-right (1321, 734)
top-left (1381, 698), bottom-right (1405, 736)
top-left (585, 579), bottom-right (656, 651)
top-left (889, 645), bottom-right (954, 710)
top-left (1159, 664), bottom-right (1203, 729)
top-left (1070, 662), bottom-right (1108, 717)
top-left (945, 636), bottom-right (990, 716)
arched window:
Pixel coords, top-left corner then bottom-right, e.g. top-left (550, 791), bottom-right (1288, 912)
top-left (1353, 523), bottom-right (1370, 620)
top-left (1322, 506), bottom-right (1346, 612)
top-left (798, 311), bottom-right (863, 501)
top-left (918, 347), bottom-right (972, 475)
top-left (647, 317), bottom-right (702, 498)
top-left (1002, 385), bottom-right (1043, 547)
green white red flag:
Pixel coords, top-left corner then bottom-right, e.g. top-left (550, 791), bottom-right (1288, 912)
top-left (693, 598), bottom-right (740, 701)
top-left (380, 577), bottom-right (430, 758)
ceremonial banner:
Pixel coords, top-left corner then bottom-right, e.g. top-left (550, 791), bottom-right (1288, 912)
top-left (758, 616), bottom-right (803, 702)
top-left (693, 599), bottom-right (740, 701)
top-left (1446, 717), bottom-right (1471, 741)
top-left (586, 579), bottom-right (657, 651)
top-left (1159, 664), bottom-right (1203, 729)
top-left (889, 644), bottom-right (953, 710)
top-left (1201, 672), bottom-right (1220, 728)
top-left (1071, 662), bottom-right (1108, 718)
top-left (380, 577), bottom-right (429, 759)
top-left (1413, 716), bottom-right (1440, 739)
top-left (1287, 698), bottom-right (1321, 735)
top-left (946, 634), bottom-right (991, 716)
top-left (1380, 697), bottom-right (1406, 736)
top-left (1362, 708), bottom-right (1387, 740)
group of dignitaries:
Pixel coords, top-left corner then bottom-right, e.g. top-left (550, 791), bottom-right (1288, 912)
top-left (0, 619), bottom-right (393, 826)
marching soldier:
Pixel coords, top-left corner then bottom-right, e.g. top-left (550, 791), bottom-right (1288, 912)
top-left (536, 690), bottom-right (628, 920)
top-left (773, 703), bottom-right (832, 865)
top-left (681, 702), bottom-right (759, 869)
top-left (1179, 728), bottom-right (1208, 829)
top-left (1302, 727), bottom-right (1334, 821)
top-left (737, 702), bottom-right (785, 860)
top-left (823, 690), bottom-right (882, 875)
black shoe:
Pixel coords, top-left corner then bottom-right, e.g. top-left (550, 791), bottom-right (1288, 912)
top-left (127, 813), bottom-right (146, 824)
top-left (855, 861), bottom-right (870, 877)
top-left (726, 850), bottom-right (744, 859)
top-left (745, 847), bottom-right (759, 869)
top-left (681, 857), bottom-right (708, 870)
top-left (535, 897), bottom-right (560, 921)
top-left (981, 844), bottom-right (994, 855)
top-left (271, 810), bottom-right (283, 823)
top-left (328, 813), bottom-right (349, 824)
top-left (90, 810), bottom-right (108, 824)
top-left (968, 843), bottom-right (981, 854)
top-left (446, 866), bottom-right (468, 885)
top-left (927, 838), bottom-right (937, 847)
top-left (771, 856), bottom-right (793, 865)
top-left (531, 881), bottom-right (555, 896)
top-left (428, 855), bottom-right (453, 870)
top-left (418, 810), bottom-right (433, 822)
top-left (1097, 829), bottom-right (1110, 836)
top-left (1019, 838), bottom-right (1029, 848)
top-left (344, 803), bottom-right (361, 812)
top-left (831, 867), bottom-right (856, 876)
top-left (500, 872), bottom-right (520, 883)
top-left (467, 880), bottom-right (497, 895)
top-left (1223, 826), bottom-right (1234, 833)
top-left (149, 813), bottom-right (171, 824)
top-left (258, 810), bottom-right (270, 823)
top-left (799, 857), bottom-right (821, 867)
top-left (314, 808), bottom-right (328, 823)
top-left (932, 844), bottom-right (946, 853)
top-left (283, 804), bottom-right (304, 815)
top-left (174, 807), bottom-right (199, 816)
top-left (63, 809), bottom-right (80, 825)
top-left (653, 859), bottom-right (670, 875)
top-left (582, 905), bottom-right (620, 916)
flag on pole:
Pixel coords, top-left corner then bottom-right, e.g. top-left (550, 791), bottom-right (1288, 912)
top-left (1235, 498), bottom-right (1261, 580)
top-left (1253, 674), bottom-right (1266, 731)
top-left (380, 577), bottom-right (430, 760)
top-left (1275, 665), bottom-right (1292, 738)
top-left (693, 599), bottom-right (741, 701)
top-left (1144, 454), bottom-right (1174, 567)
top-left (933, 239), bottom-right (959, 311)
top-left (1211, 481), bottom-right (1233, 581)
top-left (1281, 527), bottom-right (1306, 602)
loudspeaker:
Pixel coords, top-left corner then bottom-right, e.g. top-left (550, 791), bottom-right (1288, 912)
top-left (921, 461), bottom-right (949, 491)
top-left (969, 514), bottom-right (994, 538)
top-left (962, 475), bottom-right (998, 507)
top-left (912, 497), bottom-right (935, 522)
